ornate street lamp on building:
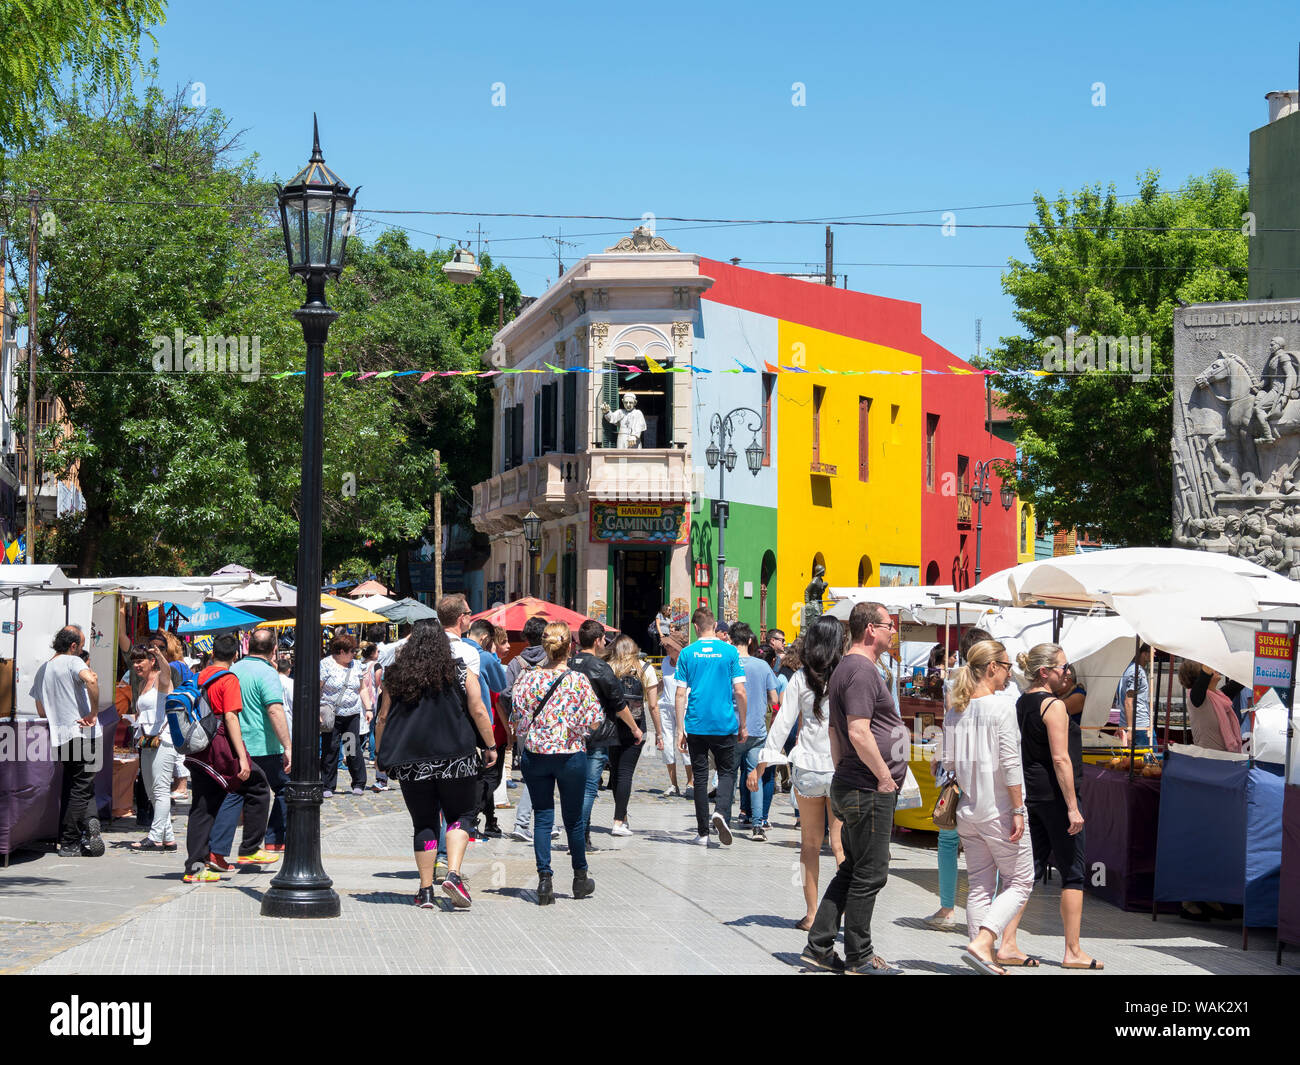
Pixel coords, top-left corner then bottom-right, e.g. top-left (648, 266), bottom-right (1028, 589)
top-left (261, 117), bottom-right (357, 920)
top-left (523, 509), bottom-right (542, 598)
top-left (704, 407), bottom-right (764, 623)
top-left (972, 458), bottom-right (1014, 585)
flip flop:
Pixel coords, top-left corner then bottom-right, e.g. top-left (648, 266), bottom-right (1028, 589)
top-left (962, 951), bottom-right (1006, 976)
top-left (995, 955), bottom-right (1041, 967)
top-left (1062, 958), bottom-right (1104, 970)
top-left (795, 916), bottom-right (813, 931)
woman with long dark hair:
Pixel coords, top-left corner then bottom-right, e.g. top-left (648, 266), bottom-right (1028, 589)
top-left (510, 622), bottom-right (605, 905)
top-left (747, 615), bottom-right (845, 930)
top-left (375, 622), bottom-right (496, 909)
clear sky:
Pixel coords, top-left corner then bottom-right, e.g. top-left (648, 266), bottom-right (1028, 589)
top-left (141, 0), bottom-right (1295, 359)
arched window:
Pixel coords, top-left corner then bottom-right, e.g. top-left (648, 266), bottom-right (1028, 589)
top-left (857, 555), bottom-right (873, 587)
top-left (925, 560), bottom-right (940, 586)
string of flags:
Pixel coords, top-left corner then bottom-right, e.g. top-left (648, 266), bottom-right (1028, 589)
top-left (0, 536), bottom-right (27, 564)
top-left (266, 360), bottom-right (1032, 381)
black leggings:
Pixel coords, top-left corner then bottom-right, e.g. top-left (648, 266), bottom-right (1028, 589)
top-left (398, 776), bottom-right (479, 852)
top-left (607, 740), bottom-right (643, 822)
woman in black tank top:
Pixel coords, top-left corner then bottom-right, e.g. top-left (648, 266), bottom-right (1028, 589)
top-left (1015, 643), bottom-right (1102, 970)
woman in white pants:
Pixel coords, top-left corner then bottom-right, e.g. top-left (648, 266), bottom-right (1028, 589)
top-left (944, 638), bottom-right (1034, 975)
top-left (126, 645), bottom-right (176, 851)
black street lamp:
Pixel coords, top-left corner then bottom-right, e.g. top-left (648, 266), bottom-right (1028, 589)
top-left (523, 509), bottom-right (542, 598)
top-left (261, 117), bottom-right (357, 920)
top-left (705, 407), bottom-right (764, 623)
top-left (972, 458), bottom-right (1014, 585)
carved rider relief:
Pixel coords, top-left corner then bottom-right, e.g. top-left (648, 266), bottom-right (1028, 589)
top-left (1173, 299), bottom-right (1300, 577)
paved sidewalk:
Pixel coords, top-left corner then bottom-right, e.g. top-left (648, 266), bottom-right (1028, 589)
top-left (4, 751), bottom-right (1294, 975)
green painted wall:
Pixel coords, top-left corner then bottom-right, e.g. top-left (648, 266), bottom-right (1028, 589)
top-left (690, 498), bottom-right (778, 634)
top-left (1249, 111), bottom-right (1300, 300)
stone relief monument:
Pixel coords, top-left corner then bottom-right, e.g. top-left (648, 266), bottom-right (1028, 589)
top-left (1173, 298), bottom-right (1300, 576)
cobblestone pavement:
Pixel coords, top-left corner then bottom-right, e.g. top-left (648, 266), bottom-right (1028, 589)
top-left (4, 748), bottom-right (1296, 974)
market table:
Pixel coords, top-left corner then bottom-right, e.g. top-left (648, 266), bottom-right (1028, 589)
top-left (0, 720), bottom-right (61, 865)
top-left (1079, 762), bottom-right (1172, 912)
top-left (1280, 785), bottom-right (1300, 962)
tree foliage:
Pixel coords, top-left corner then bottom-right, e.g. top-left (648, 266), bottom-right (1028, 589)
top-left (978, 169), bottom-right (1248, 545)
top-left (1, 85), bottom-right (515, 578)
top-left (0, 0), bottom-right (166, 150)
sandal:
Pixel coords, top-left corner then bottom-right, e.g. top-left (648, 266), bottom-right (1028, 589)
top-left (996, 954), bottom-right (1042, 967)
top-left (962, 950), bottom-right (1007, 976)
top-left (795, 916), bottom-right (813, 931)
top-left (1062, 958), bottom-right (1104, 970)
top-left (130, 839), bottom-right (177, 852)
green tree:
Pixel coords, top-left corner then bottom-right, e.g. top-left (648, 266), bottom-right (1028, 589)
top-left (979, 169), bottom-right (1248, 546)
top-left (1, 86), bottom-right (513, 577)
top-left (0, 0), bottom-right (166, 149)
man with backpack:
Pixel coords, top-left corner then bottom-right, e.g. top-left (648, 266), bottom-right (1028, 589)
top-left (202, 629), bottom-right (292, 866)
top-left (182, 633), bottom-right (275, 883)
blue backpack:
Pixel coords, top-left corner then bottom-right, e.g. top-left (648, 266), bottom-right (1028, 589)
top-left (166, 669), bottom-right (232, 755)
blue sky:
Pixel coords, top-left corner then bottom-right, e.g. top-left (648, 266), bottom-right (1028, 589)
top-left (142, 0), bottom-right (1292, 358)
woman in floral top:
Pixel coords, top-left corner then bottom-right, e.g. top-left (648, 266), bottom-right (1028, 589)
top-left (510, 621), bottom-right (604, 905)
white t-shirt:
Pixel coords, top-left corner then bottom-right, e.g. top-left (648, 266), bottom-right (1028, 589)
top-left (30, 653), bottom-right (98, 747)
top-left (279, 674), bottom-right (294, 732)
top-left (452, 639), bottom-right (481, 678)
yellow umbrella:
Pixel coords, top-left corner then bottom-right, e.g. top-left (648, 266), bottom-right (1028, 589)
top-left (256, 594), bottom-right (389, 628)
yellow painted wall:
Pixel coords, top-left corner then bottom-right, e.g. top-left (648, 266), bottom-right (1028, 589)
top-left (774, 322), bottom-right (922, 633)
top-left (1017, 502), bottom-right (1036, 564)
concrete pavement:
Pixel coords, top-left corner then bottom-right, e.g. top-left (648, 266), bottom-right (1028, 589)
top-left (3, 751), bottom-right (1295, 975)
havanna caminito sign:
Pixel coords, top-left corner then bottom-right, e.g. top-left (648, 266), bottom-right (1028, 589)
top-left (589, 502), bottom-right (689, 545)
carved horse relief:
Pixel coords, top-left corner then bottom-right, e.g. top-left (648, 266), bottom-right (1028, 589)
top-left (1194, 352), bottom-right (1265, 477)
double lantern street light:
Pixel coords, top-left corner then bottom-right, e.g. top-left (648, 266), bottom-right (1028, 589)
top-left (261, 117), bottom-right (357, 920)
top-left (972, 458), bottom-right (1016, 585)
top-left (704, 408), bottom-right (765, 621)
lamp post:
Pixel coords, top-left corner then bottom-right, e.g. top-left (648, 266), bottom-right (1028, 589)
top-left (704, 407), bottom-right (764, 622)
top-left (972, 458), bottom-right (1015, 584)
top-left (523, 510), bottom-right (542, 598)
top-left (261, 117), bottom-right (357, 920)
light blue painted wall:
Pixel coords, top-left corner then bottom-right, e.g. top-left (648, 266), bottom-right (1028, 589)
top-left (693, 303), bottom-right (780, 510)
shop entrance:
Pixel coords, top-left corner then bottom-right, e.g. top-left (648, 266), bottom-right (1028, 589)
top-left (610, 547), bottom-right (667, 651)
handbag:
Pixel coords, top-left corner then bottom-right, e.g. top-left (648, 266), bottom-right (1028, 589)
top-left (931, 778), bottom-right (961, 829)
top-left (897, 765), bottom-right (922, 810)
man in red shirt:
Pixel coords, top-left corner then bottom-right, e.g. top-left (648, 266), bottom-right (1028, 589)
top-left (182, 634), bottom-right (273, 882)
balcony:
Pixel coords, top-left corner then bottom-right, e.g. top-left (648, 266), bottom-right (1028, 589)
top-left (472, 448), bottom-right (691, 535)
top-left (957, 491), bottom-right (973, 528)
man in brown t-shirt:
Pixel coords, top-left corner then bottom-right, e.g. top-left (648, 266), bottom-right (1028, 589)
top-left (802, 601), bottom-right (908, 975)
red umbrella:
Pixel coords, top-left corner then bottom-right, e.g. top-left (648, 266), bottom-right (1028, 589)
top-left (468, 597), bottom-right (601, 634)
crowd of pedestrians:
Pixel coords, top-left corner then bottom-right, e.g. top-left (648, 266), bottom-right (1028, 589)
top-left (37, 591), bottom-right (1109, 973)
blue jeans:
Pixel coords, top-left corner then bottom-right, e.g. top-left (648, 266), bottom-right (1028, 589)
top-left (739, 734), bottom-right (774, 823)
top-left (1133, 729), bottom-right (1150, 748)
top-left (581, 746), bottom-right (610, 836)
top-left (520, 749), bottom-right (588, 877)
top-left (938, 827), bottom-right (959, 909)
top-left (209, 754), bottom-right (288, 854)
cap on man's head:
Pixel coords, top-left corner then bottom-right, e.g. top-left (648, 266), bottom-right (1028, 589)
top-left (715, 620), bottom-right (730, 636)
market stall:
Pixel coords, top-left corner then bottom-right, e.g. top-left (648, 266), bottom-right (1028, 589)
top-left (1154, 745), bottom-right (1285, 944)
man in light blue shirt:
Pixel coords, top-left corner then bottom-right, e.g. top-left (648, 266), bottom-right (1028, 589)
top-left (1113, 644), bottom-right (1151, 748)
top-left (675, 608), bottom-right (747, 846)
top-left (731, 622), bottom-right (778, 840)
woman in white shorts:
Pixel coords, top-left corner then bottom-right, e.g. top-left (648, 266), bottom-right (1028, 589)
top-left (747, 615), bottom-right (845, 930)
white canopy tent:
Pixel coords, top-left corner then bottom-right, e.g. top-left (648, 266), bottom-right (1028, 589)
top-left (941, 548), bottom-right (1300, 688)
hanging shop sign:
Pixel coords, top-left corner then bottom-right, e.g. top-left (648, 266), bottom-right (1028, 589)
top-left (590, 501), bottom-right (689, 545)
top-left (1253, 630), bottom-right (1294, 694)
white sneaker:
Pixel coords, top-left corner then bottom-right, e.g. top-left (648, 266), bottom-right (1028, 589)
top-left (611, 822), bottom-right (633, 837)
top-left (512, 827), bottom-right (533, 843)
top-left (693, 834), bottom-right (710, 847)
top-left (552, 827), bottom-right (561, 840)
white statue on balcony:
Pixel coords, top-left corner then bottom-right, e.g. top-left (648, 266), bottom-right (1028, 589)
top-left (602, 392), bottom-right (646, 448)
